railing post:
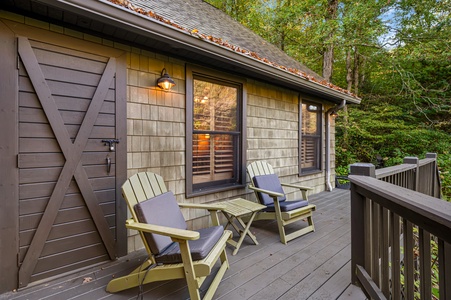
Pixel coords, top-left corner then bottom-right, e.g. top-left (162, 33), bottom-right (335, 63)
top-left (426, 153), bottom-right (440, 198)
top-left (350, 163), bottom-right (376, 177)
top-left (403, 156), bottom-right (419, 192)
top-left (349, 163), bottom-right (375, 285)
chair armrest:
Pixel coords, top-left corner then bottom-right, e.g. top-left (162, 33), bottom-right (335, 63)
top-left (248, 185), bottom-right (284, 198)
top-left (281, 183), bottom-right (311, 200)
top-left (126, 219), bottom-right (199, 240)
top-left (178, 203), bottom-right (226, 211)
top-left (280, 183), bottom-right (312, 191)
top-left (177, 203), bottom-right (225, 227)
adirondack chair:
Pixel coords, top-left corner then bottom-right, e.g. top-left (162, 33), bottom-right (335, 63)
top-left (106, 172), bottom-right (232, 300)
top-left (246, 161), bottom-right (316, 244)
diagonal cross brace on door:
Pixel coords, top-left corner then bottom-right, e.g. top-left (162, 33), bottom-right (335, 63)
top-left (17, 37), bottom-right (117, 287)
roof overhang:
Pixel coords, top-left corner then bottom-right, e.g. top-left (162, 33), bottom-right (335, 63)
top-left (9, 0), bottom-right (361, 104)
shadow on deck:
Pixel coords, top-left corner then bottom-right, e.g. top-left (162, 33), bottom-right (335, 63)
top-left (1, 189), bottom-right (366, 300)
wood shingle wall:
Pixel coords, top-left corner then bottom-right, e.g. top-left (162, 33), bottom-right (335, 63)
top-left (1, 11), bottom-right (336, 255)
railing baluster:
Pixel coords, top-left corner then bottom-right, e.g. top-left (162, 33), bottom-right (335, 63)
top-left (365, 197), bottom-right (372, 274)
top-left (381, 207), bottom-right (390, 297)
top-left (390, 212), bottom-right (401, 299)
top-left (419, 229), bottom-right (431, 299)
top-left (403, 220), bottom-right (414, 299)
top-left (372, 201), bottom-right (380, 286)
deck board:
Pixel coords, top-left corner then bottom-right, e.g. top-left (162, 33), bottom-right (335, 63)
top-left (1, 189), bottom-right (367, 300)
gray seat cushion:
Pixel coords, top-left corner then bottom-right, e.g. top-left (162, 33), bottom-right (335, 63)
top-left (264, 200), bottom-right (309, 212)
top-left (155, 225), bottom-right (224, 264)
top-left (252, 174), bottom-right (309, 212)
top-left (252, 174), bottom-right (287, 205)
top-left (133, 191), bottom-right (187, 255)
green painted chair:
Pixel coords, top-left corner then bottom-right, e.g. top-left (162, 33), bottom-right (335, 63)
top-left (247, 161), bottom-right (316, 244)
top-left (106, 172), bottom-right (232, 300)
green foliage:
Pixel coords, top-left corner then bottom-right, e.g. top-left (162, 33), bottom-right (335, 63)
top-left (335, 99), bottom-right (451, 199)
top-left (206, 0), bottom-right (451, 200)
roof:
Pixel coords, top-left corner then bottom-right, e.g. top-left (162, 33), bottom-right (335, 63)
top-left (2, 0), bottom-right (361, 104)
top-left (107, 0), bottom-right (360, 103)
top-left (126, 0), bottom-right (322, 79)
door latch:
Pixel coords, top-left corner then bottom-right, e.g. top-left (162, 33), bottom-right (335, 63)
top-left (101, 139), bottom-right (120, 151)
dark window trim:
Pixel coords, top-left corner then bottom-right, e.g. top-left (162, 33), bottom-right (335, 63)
top-left (186, 64), bottom-right (247, 197)
top-left (298, 97), bottom-right (323, 175)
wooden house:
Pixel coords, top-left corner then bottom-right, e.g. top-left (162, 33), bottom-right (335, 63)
top-left (0, 0), bottom-right (360, 293)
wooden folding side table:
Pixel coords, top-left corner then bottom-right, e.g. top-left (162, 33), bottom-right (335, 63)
top-left (217, 198), bottom-right (266, 255)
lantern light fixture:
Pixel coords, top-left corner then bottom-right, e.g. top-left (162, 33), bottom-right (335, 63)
top-left (157, 68), bottom-right (176, 91)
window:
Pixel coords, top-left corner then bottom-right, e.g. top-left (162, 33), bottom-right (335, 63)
top-left (186, 65), bottom-right (246, 196)
top-left (299, 100), bottom-right (322, 173)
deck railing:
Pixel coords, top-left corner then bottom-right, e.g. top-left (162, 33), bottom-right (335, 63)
top-left (348, 153), bottom-right (451, 299)
top-left (375, 153), bottom-right (441, 198)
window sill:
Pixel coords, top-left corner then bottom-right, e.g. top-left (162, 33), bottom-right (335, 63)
top-left (186, 183), bottom-right (246, 198)
top-left (299, 170), bottom-right (322, 177)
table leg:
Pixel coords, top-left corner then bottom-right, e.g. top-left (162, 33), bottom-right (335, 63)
top-left (236, 213), bottom-right (259, 245)
top-left (222, 212), bottom-right (242, 233)
top-left (232, 212), bottom-right (258, 255)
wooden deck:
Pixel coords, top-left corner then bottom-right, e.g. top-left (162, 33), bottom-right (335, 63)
top-left (1, 189), bottom-right (367, 300)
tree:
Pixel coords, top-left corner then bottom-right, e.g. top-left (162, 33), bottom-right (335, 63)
top-left (205, 0), bottom-right (451, 199)
top-left (322, 0), bottom-right (339, 81)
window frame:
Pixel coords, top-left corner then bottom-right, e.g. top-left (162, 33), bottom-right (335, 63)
top-left (299, 99), bottom-right (323, 175)
top-left (186, 65), bottom-right (247, 197)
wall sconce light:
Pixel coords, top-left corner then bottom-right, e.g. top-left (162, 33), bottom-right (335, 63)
top-left (157, 68), bottom-right (176, 91)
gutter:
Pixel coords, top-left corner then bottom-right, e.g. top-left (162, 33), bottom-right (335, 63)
top-left (325, 100), bottom-right (346, 191)
top-left (43, 0), bottom-right (360, 104)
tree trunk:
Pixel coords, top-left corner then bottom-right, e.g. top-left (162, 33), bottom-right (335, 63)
top-left (353, 48), bottom-right (360, 95)
top-left (346, 48), bottom-right (353, 91)
top-left (323, 43), bottom-right (334, 82)
top-left (322, 0), bottom-right (339, 82)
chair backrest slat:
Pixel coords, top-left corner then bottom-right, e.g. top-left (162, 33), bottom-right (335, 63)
top-left (122, 180), bottom-right (138, 218)
top-left (137, 172), bottom-right (155, 198)
top-left (122, 172), bottom-right (172, 256)
top-left (148, 172), bottom-right (168, 195)
top-left (247, 161), bottom-right (287, 205)
top-left (248, 161), bottom-right (275, 185)
top-left (122, 172), bottom-right (169, 217)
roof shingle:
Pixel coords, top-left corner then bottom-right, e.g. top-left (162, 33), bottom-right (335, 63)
top-left (107, 0), bottom-right (358, 99)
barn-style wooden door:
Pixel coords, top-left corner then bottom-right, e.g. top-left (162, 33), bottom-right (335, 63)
top-left (17, 36), bottom-right (126, 287)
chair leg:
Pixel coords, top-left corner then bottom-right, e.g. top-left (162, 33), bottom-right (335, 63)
top-left (203, 248), bottom-right (229, 300)
top-left (308, 215), bottom-right (315, 231)
top-left (106, 267), bottom-right (155, 293)
top-left (274, 215), bottom-right (287, 244)
top-left (276, 211), bottom-right (315, 244)
top-left (178, 239), bottom-right (201, 300)
top-left (273, 200), bottom-right (288, 244)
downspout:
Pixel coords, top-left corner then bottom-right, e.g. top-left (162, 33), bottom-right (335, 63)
top-left (325, 100), bottom-right (346, 191)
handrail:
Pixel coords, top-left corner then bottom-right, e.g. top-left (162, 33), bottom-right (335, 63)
top-left (348, 153), bottom-right (451, 299)
top-left (375, 163), bottom-right (416, 179)
top-left (350, 175), bottom-right (451, 244)
top-left (375, 157), bottom-right (437, 180)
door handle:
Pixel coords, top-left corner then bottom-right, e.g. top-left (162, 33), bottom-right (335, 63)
top-left (106, 155), bottom-right (111, 174)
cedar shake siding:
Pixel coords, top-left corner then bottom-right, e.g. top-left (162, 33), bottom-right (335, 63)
top-left (0, 0), bottom-right (353, 290)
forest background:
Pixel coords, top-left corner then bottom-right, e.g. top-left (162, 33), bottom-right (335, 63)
top-left (205, 0), bottom-right (451, 200)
